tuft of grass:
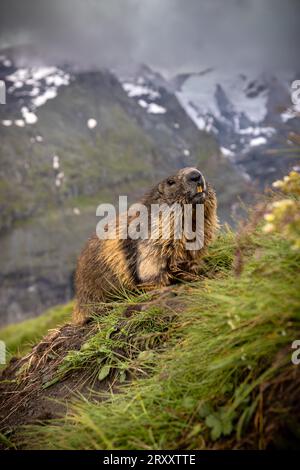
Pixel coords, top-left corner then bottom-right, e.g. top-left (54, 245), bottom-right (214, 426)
top-left (0, 302), bottom-right (72, 360)
top-left (43, 304), bottom-right (176, 390)
top-left (18, 216), bottom-right (300, 450)
top-left (200, 225), bottom-right (236, 275)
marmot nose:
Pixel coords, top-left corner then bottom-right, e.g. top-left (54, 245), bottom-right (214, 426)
top-left (187, 170), bottom-right (203, 184)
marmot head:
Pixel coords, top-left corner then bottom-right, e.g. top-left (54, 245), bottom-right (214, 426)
top-left (156, 167), bottom-right (207, 205)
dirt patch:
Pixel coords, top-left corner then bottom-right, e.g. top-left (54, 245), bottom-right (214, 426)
top-left (0, 323), bottom-right (93, 433)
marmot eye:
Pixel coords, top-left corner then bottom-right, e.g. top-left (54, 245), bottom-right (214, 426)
top-left (167, 178), bottom-right (175, 186)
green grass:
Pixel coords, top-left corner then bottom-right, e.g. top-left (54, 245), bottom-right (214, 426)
top-left (16, 221), bottom-right (300, 450)
top-left (0, 302), bottom-right (72, 360)
top-left (42, 303), bottom-right (170, 390)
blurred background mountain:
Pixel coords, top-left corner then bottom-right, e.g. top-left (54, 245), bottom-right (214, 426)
top-left (0, 0), bottom-right (299, 325)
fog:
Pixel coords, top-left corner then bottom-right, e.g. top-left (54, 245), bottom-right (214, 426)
top-left (0, 0), bottom-right (299, 74)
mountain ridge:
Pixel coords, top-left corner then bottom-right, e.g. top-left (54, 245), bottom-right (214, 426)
top-left (1, 49), bottom-right (299, 325)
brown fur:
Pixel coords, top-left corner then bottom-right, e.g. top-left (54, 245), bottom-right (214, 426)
top-left (73, 167), bottom-right (218, 323)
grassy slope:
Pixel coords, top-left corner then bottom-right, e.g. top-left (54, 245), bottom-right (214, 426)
top-left (3, 207), bottom-right (298, 450)
top-left (0, 303), bottom-right (72, 360)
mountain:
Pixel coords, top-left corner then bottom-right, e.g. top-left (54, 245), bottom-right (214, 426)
top-left (0, 52), bottom-right (250, 326)
top-left (1, 51), bottom-right (299, 326)
top-left (170, 68), bottom-right (300, 186)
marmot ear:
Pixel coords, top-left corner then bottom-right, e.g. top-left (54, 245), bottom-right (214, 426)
top-left (158, 182), bottom-right (164, 194)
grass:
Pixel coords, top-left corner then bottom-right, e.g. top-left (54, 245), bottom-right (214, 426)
top-left (0, 302), bottom-right (72, 360)
top-left (12, 217), bottom-right (300, 450)
top-left (1, 177), bottom-right (300, 450)
top-left (42, 303), bottom-right (172, 390)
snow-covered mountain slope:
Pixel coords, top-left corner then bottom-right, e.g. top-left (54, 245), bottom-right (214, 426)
top-left (2, 52), bottom-right (299, 188)
top-left (174, 69), bottom-right (299, 152)
top-left (119, 65), bottom-right (173, 116)
top-left (0, 55), bottom-right (71, 127)
top-left (119, 65), bottom-right (300, 188)
top-left (174, 69), bottom-right (300, 184)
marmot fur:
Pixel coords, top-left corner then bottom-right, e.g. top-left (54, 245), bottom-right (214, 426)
top-left (73, 167), bottom-right (218, 323)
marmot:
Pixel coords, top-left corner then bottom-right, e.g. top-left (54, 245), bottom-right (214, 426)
top-left (73, 167), bottom-right (218, 323)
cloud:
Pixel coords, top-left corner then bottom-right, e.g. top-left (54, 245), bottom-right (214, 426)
top-left (0, 0), bottom-right (299, 73)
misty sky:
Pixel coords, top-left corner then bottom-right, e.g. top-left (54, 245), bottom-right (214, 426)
top-left (0, 0), bottom-right (299, 74)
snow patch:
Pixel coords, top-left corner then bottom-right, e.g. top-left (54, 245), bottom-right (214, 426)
top-left (239, 126), bottom-right (275, 137)
top-left (177, 100), bottom-right (215, 133)
top-left (15, 119), bottom-right (25, 127)
top-left (30, 87), bottom-right (40, 97)
top-left (32, 67), bottom-right (57, 81)
top-left (249, 136), bottom-right (267, 147)
top-left (33, 89), bottom-right (57, 107)
top-left (137, 99), bottom-right (166, 114)
top-left (6, 66), bottom-right (70, 109)
top-left (53, 155), bottom-right (60, 170)
top-left (122, 82), bottom-right (160, 100)
top-left (147, 103), bottom-right (166, 114)
top-left (55, 171), bottom-right (64, 187)
top-left (87, 118), bottom-right (97, 129)
top-left (138, 99), bottom-right (148, 108)
top-left (21, 107), bottom-right (38, 124)
top-left (220, 147), bottom-right (235, 158)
